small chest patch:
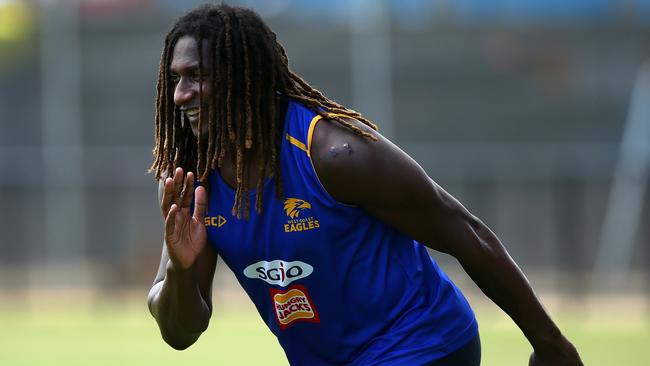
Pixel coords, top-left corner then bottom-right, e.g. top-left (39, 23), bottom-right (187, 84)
top-left (282, 197), bottom-right (320, 233)
top-left (270, 284), bottom-right (320, 330)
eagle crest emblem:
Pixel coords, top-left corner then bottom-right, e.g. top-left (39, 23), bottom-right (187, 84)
top-left (283, 198), bottom-right (312, 219)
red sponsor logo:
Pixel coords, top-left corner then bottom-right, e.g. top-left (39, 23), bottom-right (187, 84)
top-left (270, 284), bottom-right (320, 330)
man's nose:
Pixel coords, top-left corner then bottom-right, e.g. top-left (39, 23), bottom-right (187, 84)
top-left (173, 79), bottom-right (194, 106)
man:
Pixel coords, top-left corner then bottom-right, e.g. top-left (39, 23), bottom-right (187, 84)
top-left (147, 4), bottom-right (583, 365)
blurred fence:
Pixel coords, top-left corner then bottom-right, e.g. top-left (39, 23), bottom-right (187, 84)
top-left (0, 0), bottom-right (648, 298)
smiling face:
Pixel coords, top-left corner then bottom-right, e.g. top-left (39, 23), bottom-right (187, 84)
top-left (170, 36), bottom-right (212, 137)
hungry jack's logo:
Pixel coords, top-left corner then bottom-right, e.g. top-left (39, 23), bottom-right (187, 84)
top-left (270, 284), bottom-right (320, 330)
top-left (282, 198), bottom-right (320, 233)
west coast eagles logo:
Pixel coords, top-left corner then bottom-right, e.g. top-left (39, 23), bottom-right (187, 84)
top-left (283, 198), bottom-right (312, 219)
top-left (283, 197), bottom-right (320, 233)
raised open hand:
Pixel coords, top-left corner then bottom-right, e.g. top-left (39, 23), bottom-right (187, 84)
top-left (161, 167), bottom-right (207, 270)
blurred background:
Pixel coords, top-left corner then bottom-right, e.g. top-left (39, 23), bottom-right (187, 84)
top-left (0, 0), bottom-right (649, 365)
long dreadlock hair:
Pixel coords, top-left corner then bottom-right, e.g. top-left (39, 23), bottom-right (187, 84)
top-left (150, 4), bottom-right (378, 219)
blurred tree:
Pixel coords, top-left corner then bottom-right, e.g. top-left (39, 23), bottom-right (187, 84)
top-left (0, 1), bottom-right (36, 73)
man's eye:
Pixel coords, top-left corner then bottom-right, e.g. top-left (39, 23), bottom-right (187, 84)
top-left (170, 74), bottom-right (180, 83)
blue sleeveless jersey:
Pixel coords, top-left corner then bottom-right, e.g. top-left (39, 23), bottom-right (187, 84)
top-left (204, 100), bottom-right (477, 365)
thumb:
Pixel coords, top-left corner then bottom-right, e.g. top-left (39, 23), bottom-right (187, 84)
top-left (193, 186), bottom-right (207, 221)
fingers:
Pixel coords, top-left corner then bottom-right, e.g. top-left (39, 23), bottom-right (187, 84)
top-left (193, 186), bottom-right (207, 221)
top-left (161, 177), bottom-right (174, 217)
top-left (160, 168), bottom-right (194, 217)
top-left (161, 167), bottom-right (183, 216)
top-left (165, 203), bottom-right (179, 242)
top-left (180, 172), bottom-right (195, 208)
top-left (172, 167), bottom-right (184, 205)
top-left (162, 167), bottom-right (194, 217)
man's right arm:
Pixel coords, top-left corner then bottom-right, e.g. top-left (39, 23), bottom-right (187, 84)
top-left (147, 170), bottom-right (218, 350)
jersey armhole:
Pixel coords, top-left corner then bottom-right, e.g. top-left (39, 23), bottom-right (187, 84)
top-left (306, 114), bottom-right (358, 208)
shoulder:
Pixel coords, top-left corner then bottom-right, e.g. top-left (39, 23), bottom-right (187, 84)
top-left (310, 115), bottom-right (424, 205)
top-left (310, 116), bottom-right (378, 183)
top-left (310, 115), bottom-right (378, 166)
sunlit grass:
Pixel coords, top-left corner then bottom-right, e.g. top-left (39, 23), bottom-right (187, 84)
top-left (0, 291), bottom-right (648, 366)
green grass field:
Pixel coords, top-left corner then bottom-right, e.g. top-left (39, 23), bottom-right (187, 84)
top-left (0, 292), bottom-right (648, 366)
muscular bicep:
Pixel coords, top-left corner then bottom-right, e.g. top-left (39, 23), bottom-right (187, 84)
top-left (311, 118), bottom-right (481, 256)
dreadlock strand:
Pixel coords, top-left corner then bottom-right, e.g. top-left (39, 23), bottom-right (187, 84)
top-left (240, 147), bottom-right (252, 220)
top-left (214, 20), bottom-right (229, 169)
top-left (150, 79), bottom-right (164, 176)
top-left (154, 37), bottom-right (175, 178)
top-left (206, 33), bottom-right (219, 172)
top-left (196, 38), bottom-right (209, 180)
top-left (233, 147), bottom-right (244, 218)
top-left (252, 38), bottom-right (266, 213)
top-left (172, 113), bottom-right (183, 168)
top-left (164, 39), bottom-right (179, 178)
top-left (230, 9), bottom-right (250, 219)
top-left (222, 11), bottom-right (236, 143)
top-left (161, 63), bottom-right (173, 175)
top-left (237, 14), bottom-right (254, 150)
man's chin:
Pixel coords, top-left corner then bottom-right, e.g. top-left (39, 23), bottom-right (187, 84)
top-left (190, 126), bottom-right (210, 141)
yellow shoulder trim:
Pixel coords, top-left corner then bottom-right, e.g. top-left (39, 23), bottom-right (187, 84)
top-left (306, 115), bottom-right (323, 156)
top-left (306, 113), bottom-right (352, 157)
top-left (286, 133), bottom-right (308, 154)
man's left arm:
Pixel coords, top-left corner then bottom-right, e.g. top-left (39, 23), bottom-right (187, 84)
top-left (311, 118), bottom-right (583, 366)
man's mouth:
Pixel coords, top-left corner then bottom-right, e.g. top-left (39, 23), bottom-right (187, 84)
top-left (184, 107), bottom-right (200, 118)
